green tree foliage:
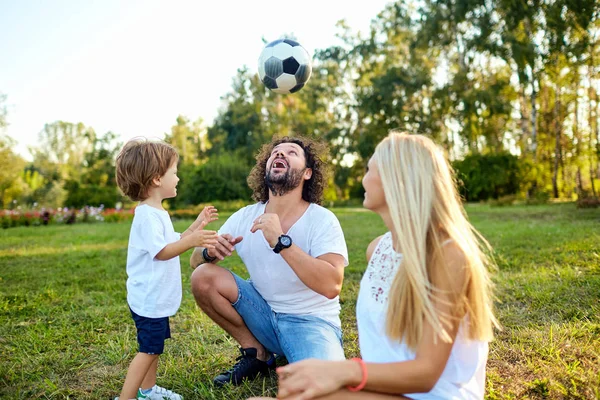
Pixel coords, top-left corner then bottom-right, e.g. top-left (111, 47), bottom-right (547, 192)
top-left (165, 115), bottom-right (207, 166)
top-left (64, 131), bottom-right (123, 208)
top-left (173, 153), bottom-right (252, 207)
top-left (0, 95), bottom-right (29, 208)
top-left (4, 1), bottom-right (600, 208)
top-left (453, 153), bottom-right (526, 201)
top-left (0, 135), bottom-right (26, 208)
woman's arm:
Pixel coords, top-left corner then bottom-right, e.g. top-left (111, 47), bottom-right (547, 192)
top-left (274, 242), bottom-right (469, 399)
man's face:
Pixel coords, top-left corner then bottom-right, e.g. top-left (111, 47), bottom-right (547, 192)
top-left (265, 142), bottom-right (311, 196)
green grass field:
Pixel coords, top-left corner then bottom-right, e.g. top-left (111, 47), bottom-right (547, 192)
top-left (1, 203), bottom-right (599, 399)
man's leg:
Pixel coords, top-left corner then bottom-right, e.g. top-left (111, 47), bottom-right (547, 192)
top-left (191, 265), bottom-right (281, 385)
top-left (276, 314), bottom-right (345, 363)
top-left (191, 264), bottom-right (269, 359)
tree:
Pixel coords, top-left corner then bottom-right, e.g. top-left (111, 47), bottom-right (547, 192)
top-left (63, 131), bottom-right (123, 208)
top-left (0, 135), bottom-right (26, 208)
top-left (165, 115), bottom-right (207, 166)
top-left (30, 121), bottom-right (95, 181)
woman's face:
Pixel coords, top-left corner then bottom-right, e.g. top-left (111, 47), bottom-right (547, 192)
top-left (362, 156), bottom-right (386, 212)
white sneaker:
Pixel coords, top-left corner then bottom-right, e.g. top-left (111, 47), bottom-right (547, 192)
top-left (137, 385), bottom-right (182, 400)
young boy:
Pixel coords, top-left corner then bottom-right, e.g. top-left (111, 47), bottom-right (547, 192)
top-left (114, 138), bottom-right (218, 400)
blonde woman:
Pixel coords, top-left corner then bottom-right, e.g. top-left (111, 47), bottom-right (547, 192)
top-left (250, 131), bottom-right (498, 400)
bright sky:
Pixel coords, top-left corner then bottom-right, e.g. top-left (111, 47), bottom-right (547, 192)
top-left (1, 0), bottom-right (390, 159)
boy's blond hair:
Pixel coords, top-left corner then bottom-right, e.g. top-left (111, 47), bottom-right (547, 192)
top-left (115, 138), bottom-right (178, 201)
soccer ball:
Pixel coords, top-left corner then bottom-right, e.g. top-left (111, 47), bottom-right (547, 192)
top-left (258, 38), bottom-right (312, 94)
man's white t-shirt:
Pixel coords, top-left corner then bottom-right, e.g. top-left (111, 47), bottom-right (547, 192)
top-left (218, 202), bottom-right (348, 327)
top-left (126, 204), bottom-right (182, 318)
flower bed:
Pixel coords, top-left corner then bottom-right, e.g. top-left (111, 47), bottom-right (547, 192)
top-left (0, 206), bottom-right (133, 229)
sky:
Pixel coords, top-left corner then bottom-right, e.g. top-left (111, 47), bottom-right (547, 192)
top-left (0, 0), bottom-right (390, 159)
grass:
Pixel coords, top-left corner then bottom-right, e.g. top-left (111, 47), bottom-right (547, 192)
top-left (0, 203), bottom-right (598, 399)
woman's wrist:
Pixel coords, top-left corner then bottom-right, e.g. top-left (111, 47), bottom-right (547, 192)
top-left (346, 358), bottom-right (368, 392)
top-left (336, 359), bottom-right (361, 387)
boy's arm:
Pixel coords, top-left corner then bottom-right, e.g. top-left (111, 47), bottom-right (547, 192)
top-left (156, 230), bottom-right (218, 261)
top-left (182, 206), bottom-right (218, 238)
top-left (155, 236), bottom-right (193, 261)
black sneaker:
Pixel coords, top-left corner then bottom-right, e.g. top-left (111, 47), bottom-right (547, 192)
top-left (213, 347), bottom-right (274, 386)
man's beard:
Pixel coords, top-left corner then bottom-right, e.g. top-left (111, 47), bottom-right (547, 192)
top-left (265, 167), bottom-right (306, 197)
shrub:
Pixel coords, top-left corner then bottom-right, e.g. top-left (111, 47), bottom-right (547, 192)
top-left (488, 195), bottom-right (517, 207)
top-left (453, 152), bottom-right (524, 202)
top-left (526, 190), bottom-right (551, 205)
top-left (576, 196), bottom-right (600, 209)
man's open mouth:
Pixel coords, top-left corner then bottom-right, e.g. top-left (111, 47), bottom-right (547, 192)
top-left (272, 159), bottom-right (288, 169)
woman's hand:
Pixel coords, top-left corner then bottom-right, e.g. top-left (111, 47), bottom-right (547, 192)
top-left (276, 359), bottom-right (349, 400)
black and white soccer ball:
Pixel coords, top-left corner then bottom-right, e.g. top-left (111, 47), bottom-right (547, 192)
top-left (258, 39), bottom-right (312, 94)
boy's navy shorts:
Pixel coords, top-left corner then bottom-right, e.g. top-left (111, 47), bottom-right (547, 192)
top-left (129, 308), bottom-right (171, 355)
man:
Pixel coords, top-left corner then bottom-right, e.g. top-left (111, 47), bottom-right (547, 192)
top-left (190, 135), bottom-right (348, 387)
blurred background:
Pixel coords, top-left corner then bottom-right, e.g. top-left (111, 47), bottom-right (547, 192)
top-left (1, 0), bottom-right (599, 217)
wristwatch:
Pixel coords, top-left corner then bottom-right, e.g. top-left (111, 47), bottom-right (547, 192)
top-left (202, 247), bottom-right (217, 263)
top-left (273, 234), bottom-right (292, 254)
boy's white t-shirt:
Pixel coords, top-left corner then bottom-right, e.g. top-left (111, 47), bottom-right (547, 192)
top-left (356, 232), bottom-right (489, 400)
top-left (218, 202), bottom-right (348, 327)
top-left (126, 204), bottom-right (182, 318)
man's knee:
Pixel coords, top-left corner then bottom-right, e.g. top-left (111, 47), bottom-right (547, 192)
top-left (191, 264), bottom-right (237, 304)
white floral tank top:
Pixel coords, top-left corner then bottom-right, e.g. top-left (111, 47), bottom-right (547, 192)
top-left (356, 232), bottom-right (489, 399)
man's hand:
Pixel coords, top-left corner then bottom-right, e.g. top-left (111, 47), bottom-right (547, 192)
top-left (206, 233), bottom-right (243, 261)
top-left (250, 213), bottom-right (283, 247)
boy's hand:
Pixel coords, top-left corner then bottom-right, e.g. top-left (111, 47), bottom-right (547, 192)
top-left (182, 206), bottom-right (219, 239)
top-left (198, 206), bottom-right (218, 226)
top-left (188, 229), bottom-right (218, 249)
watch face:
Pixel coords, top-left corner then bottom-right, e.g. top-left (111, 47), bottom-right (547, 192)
top-left (280, 236), bottom-right (292, 246)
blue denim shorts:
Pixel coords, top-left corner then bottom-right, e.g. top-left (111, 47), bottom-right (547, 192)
top-left (129, 308), bottom-right (171, 355)
top-left (230, 272), bottom-right (345, 363)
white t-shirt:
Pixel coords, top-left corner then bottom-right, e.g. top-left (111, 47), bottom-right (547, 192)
top-left (356, 232), bottom-right (489, 399)
top-left (126, 204), bottom-right (182, 318)
top-left (219, 202), bottom-right (349, 327)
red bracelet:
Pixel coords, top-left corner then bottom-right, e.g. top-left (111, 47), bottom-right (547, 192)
top-left (347, 357), bottom-right (368, 392)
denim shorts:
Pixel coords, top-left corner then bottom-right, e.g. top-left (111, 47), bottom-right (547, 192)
top-left (129, 308), bottom-right (171, 355)
top-left (230, 272), bottom-right (345, 363)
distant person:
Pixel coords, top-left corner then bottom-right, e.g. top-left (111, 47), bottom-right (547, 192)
top-left (189, 135), bottom-right (348, 386)
top-left (250, 131), bottom-right (499, 400)
top-left (114, 138), bottom-right (219, 400)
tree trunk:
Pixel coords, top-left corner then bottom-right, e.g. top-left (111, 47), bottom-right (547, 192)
top-left (528, 73), bottom-right (539, 198)
top-left (531, 76), bottom-right (538, 161)
top-left (592, 86), bottom-right (599, 197)
top-left (552, 84), bottom-right (561, 199)
top-left (589, 63), bottom-right (597, 197)
top-left (574, 85), bottom-right (583, 196)
top-left (519, 87), bottom-right (530, 155)
top-left (576, 168), bottom-right (583, 197)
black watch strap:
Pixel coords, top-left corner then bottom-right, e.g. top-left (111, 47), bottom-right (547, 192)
top-left (273, 234), bottom-right (292, 254)
top-left (202, 247), bottom-right (217, 263)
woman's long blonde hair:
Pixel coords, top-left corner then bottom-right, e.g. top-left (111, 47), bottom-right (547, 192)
top-left (375, 131), bottom-right (498, 349)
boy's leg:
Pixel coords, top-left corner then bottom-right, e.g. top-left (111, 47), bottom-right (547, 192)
top-left (276, 314), bottom-right (345, 363)
top-left (141, 356), bottom-right (158, 391)
top-left (122, 310), bottom-right (172, 398)
top-left (119, 353), bottom-right (158, 399)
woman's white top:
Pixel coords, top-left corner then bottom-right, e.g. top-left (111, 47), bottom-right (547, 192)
top-left (356, 232), bottom-right (489, 399)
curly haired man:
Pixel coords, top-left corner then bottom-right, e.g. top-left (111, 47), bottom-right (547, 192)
top-left (190, 135), bottom-right (348, 387)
